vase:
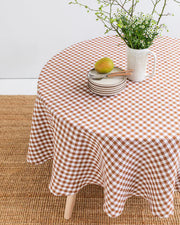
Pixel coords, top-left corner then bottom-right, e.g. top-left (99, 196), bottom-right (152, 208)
top-left (126, 46), bottom-right (156, 82)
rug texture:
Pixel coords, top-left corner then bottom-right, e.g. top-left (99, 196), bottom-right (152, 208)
top-left (0, 96), bottom-right (179, 225)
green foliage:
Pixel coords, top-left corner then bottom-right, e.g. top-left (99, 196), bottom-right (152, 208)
top-left (115, 12), bottom-right (161, 49)
top-left (69, 0), bottom-right (179, 49)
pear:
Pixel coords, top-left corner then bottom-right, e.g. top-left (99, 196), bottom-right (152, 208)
top-left (95, 57), bottom-right (114, 74)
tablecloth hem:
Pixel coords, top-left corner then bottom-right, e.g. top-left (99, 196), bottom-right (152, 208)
top-left (48, 181), bottom-right (176, 219)
top-left (48, 182), bottom-right (105, 197)
top-left (103, 193), bottom-right (175, 219)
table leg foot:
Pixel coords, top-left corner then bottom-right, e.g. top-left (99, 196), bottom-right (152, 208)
top-left (64, 193), bottom-right (77, 220)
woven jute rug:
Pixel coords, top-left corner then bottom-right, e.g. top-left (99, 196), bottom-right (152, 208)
top-left (0, 96), bottom-right (179, 225)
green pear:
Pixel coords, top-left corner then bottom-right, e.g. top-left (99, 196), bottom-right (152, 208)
top-left (95, 57), bottom-right (114, 74)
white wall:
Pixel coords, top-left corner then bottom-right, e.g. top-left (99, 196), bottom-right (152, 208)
top-left (0, 0), bottom-right (179, 79)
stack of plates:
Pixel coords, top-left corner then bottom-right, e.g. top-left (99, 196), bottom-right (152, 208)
top-left (87, 67), bottom-right (127, 96)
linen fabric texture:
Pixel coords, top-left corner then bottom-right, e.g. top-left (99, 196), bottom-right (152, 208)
top-left (27, 36), bottom-right (180, 218)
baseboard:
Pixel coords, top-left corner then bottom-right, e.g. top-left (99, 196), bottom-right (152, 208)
top-left (0, 79), bottom-right (38, 95)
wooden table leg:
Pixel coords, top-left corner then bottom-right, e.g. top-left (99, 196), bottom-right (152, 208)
top-left (64, 193), bottom-right (77, 220)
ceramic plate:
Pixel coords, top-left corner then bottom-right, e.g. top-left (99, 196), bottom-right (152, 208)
top-left (87, 67), bottom-right (127, 87)
top-left (88, 83), bottom-right (126, 96)
top-left (88, 83), bottom-right (126, 93)
top-left (88, 80), bottom-right (126, 91)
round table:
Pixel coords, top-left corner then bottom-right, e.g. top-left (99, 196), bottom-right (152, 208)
top-left (27, 36), bottom-right (180, 219)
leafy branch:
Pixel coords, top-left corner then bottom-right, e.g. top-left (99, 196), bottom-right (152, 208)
top-left (69, 0), bottom-right (180, 49)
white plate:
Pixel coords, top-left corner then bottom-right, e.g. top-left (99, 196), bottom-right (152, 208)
top-left (88, 84), bottom-right (126, 93)
top-left (88, 87), bottom-right (125, 96)
top-left (88, 83), bottom-right (126, 96)
top-left (88, 83), bottom-right (126, 93)
top-left (88, 67), bottom-right (127, 87)
top-left (88, 80), bottom-right (126, 91)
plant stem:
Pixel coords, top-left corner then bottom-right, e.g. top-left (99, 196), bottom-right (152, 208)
top-left (157, 0), bottom-right (167, 24)
top-left (131, 0), bottom-right (135, 16)
top-left (151, 0), bottom-right (161, 15)
top-left (109, 0), bottom-right (126, 42)
top-left (114, 0), bottom-right (132, 16)
top-left (70, 0), bottom-right (108, 15)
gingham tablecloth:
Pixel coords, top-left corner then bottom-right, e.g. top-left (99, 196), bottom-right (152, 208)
top-left (27, 36), bottom-right (180, 218)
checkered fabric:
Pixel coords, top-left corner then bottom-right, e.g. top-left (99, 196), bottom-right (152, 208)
top-left (27, 36), bottom-right (180, 218)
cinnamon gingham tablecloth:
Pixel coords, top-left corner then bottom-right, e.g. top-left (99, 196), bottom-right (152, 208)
top-left (27, 36), bottom-right (180, 218)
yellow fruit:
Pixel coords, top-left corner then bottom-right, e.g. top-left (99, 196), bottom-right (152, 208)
top-left (95, 57), bottom-right (114, 74)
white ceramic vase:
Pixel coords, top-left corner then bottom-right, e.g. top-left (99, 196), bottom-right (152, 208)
top-left (126, 46), bottom-right (156, 82)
